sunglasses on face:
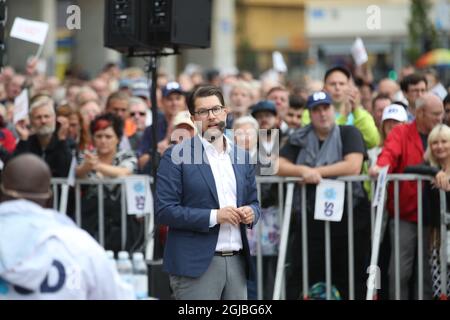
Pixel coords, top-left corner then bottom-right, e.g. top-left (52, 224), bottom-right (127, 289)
top-left (130, 112), bottom-right (146, 117)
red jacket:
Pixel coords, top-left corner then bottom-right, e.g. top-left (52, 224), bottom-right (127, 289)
top-left (376, 121), bottom-right (424, 223)
top-left (0, 128), bottom-right (16, 153)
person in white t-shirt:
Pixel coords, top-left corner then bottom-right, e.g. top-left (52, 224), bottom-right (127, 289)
top-left (0, 154), bottom-right (134, 300)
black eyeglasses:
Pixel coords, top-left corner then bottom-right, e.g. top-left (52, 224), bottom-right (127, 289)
top-left (130, 112), bottom-right (146, 117)
top-left (194, 105), bottom-right (225, 118)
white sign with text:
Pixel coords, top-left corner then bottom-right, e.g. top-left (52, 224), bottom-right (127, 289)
top-left (13, 89), bottom-right (29, 124)
top-left (125, 176), bottom-right (153, 216)
top-left (314, 179), bottom-right (345, 222)
top-left (10, 17), bottom-right (49, 45)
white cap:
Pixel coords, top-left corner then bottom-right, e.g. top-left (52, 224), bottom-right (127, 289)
top-left (382, 104), bottom-right (408, 123)
top-left (118, 251), bottom-right (130, 260)
top-left (172, 111), bottom-right (196, 131)
top-left (132, 252), bottom-right (145, 261)
top-left (106, 250), bottom-right (115, 259)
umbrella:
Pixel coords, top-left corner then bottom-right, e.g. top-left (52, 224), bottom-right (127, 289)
top-left (416, 49), bottom-right (450, 68)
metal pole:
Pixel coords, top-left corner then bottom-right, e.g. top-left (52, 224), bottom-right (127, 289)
top-left (347, 182), bottom-right (355, 300)
top-left (121, 182), bottom-right (127, 251)
top-left (59, 184), bottom-right (69, 215)
top-left (439, 189), bottom-right (448, 300)
top-left (256, 182), bottom-right (263, 300)
top-left (370, 180), bottom-right (376, 242)
top-left (52, 183), bottom-right (58, 210)
top-left (301, 184), bottom-right (309, 300)
top-left (98, 184), bottom-right (105, 247)
top-left (273, 182), bottom-right (294, 300)
top-left (417, 179), bottom-right (424, 300)
top-left (394, 180), bottom-right (400, 300)
top-left (325, 221), bottom-right (332, 300)
top-left (278, 181), bottom-right (286, 300)
top-left (75, 183), bottom-right (82, 227)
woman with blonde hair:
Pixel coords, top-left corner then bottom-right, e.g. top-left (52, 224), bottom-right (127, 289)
top-left (407, 124), bottom-right (450, 299)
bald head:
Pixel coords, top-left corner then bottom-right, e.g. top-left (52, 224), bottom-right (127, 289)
top-left (378, 78), bottom-right (399, 100)
top-left (416, 93), bottom-right (444, 135)
top-left (1, 154), bottom-right (52, 205)
top-left (416, 93), bottom-right (444, 111)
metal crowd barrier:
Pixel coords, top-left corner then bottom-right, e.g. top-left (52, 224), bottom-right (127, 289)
top-left (50, 177), bottom-right (154, 257)
top-left (50, 174), bottom-right (449, 300)
top-left (254, 174), bottom-right (450, 300)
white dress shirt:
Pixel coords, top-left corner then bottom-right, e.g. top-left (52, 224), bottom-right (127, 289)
top-left (201, 135), bottom-right (243, 252)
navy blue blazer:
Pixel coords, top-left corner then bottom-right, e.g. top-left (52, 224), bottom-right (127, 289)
top-left (155, 136), bottom-right (261, 279)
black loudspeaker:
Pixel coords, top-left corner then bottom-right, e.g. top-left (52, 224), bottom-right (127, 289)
top-left (104, 0), bottom-right (212, 54)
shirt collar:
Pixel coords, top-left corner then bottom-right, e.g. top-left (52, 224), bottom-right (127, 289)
top-left (199, 134), bottom-right (233, 155)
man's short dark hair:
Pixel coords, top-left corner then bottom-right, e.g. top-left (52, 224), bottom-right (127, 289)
top-left (392, 100), bottom-right (408, 111)
top-left (106, 91), bottom-right (130, 109)
top-left (324, 66), bottom-right (351, 83)
top-left (266, 86), bottom-right (288, 98)
top-left (372, 93), bottom-right (391, 110)
top-left (400, 73), bottom-right (427, 92)
top-left (187, 85), bottom-right (225, 115)
top-left (289, 95), bottom-right (306, 110)
top-left (355, 77), bottom-right (375, 91)
top-left (444, 94), bottom-right (450, 105)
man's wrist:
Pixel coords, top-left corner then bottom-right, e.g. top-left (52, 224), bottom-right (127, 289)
top-left (209, 209), bottom-right (218, 227)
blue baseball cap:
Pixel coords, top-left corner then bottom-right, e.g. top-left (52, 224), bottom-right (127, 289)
top-left (163, 81), bottom-right (184, 98)
top-left (251, 100), bottom-right (277, 117)
top-left (131, 78), bottom-right (150, 100)
top-left (306, 91), bottom-right (333, 110)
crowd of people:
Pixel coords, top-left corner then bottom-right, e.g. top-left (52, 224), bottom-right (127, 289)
top-left (0, 56), bottom-right (449, 300)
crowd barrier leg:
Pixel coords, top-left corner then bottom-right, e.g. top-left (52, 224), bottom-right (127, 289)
top-left (256, 183), bottom-right (263, 301)
top-left (394, 180), bottom-right (400, 300)
top-left (121, 182), bottom-right (127, 250)
top-left (301, 185), bottom-right (309, 300)
top-left (98, 184), bottom-right (105, 247)
top-left (347, 182), bottom-right (355, 300)
top-left (273, 182), bottom-right (295, 300)
top-left (53, 184), bottom-right (58, 210)
top-left (370, 180), bottom-right (376, 243)
top-left (417, 179), bottom-right (424, 300)
top-left (59, 184), bottom-right (69, 215)
top-left (144, 212), bottom-right (155, 260)
top-left (439, 190), bottom-right (448, 300)
top-left (278, 182), bottom-right (286, 300)
top-left (325, 221), bottom-right (332, 300)
top-left (75, 183), bottom-right (82, 227)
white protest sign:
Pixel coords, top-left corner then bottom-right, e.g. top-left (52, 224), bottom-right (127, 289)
top-left (10, 18), bottom-right (49, 45)
top-left (372, 166), bottom-right (389, 208)
top-left (13, 89), bottom-right (29, 124)
top-left (125, 176), bottom-right (153, 216)
top-left (314, 179), bottom-right (345, 222)
top-left (351, 37), bottom-right (369, 66)
top-left (272, 51), bottom-right (288, 73)
top-left (366, 166), bottom-right (390, 300)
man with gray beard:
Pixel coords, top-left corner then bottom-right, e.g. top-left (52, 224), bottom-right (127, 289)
top-left (14, 95), bottom-right (72, 177)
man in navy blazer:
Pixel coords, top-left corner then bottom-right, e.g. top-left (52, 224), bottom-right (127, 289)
top-left (156, 85), bottom-right (261, 300)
